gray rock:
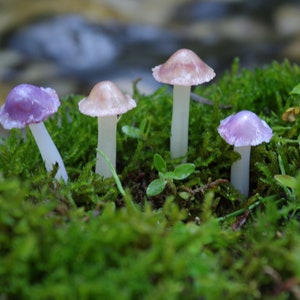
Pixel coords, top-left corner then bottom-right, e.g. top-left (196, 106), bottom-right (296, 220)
top-left (9, 15), bottom-right (120, 72)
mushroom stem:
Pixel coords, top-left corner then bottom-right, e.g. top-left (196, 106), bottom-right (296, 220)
top-left (230, 145), bottom-right (251, 197)
top-left (171, 85), bottom-right (191, 159)
top-left (29, 122), bottom-right (68, 182)
top-left (96, 115), bottom-right (117, 177)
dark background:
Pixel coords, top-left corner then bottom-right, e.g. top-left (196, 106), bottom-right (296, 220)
top-left (0, 0), bottom-right (300, 99)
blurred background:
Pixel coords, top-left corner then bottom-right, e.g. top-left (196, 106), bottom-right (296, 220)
top-left (0, 0), bottom-right (300, 100)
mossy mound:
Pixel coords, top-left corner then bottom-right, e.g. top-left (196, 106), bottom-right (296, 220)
top-left (1, 59), bottom-right (300, 299)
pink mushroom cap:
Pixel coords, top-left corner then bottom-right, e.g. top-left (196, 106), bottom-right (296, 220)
top-left (218, 110), bottom-right (273, 147)
top-left (0, 83), bottom-right (60, 129)
top-left (78, 81), bottom-right (136, 117)
top-left (152, 48), bottom-right (215, 86)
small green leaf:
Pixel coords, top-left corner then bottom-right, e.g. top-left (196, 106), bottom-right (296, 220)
top-left (178, 191), bottom-right (191, 200)
top-left (173, 163), bottom-right (195, 180)
top-left (274, 174), bottom-right (297, 189)
top-left (162, 171), bottom-right (175, 180)
top-left (153, 154), bottom-right (167, 173)
top-left (290, 83), bottom-right (300, 95)
top-left (146, 178), bottom-right (167, 196)
top-left (122, 125), bottom-right (141, 139)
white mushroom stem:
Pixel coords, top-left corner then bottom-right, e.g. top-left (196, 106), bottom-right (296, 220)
top-left (170, 85), bottom-right (191, 159)
top-left (29, 122), bottom-right (68, 182)
top-left (96, 115), bottom-right (117, 178)
top-left (230, 145), bottom-right (251, 197)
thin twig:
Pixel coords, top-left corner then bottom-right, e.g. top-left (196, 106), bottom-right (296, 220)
top-left (191, 92), bottom-right (232, 110)
top-left (183, 178), bottom-right (229, 195)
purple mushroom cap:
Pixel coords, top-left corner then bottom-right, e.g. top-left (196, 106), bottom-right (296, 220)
top-left (218, 110), bottom-right (273, 147)
top-left (152, 48), bottom-right (216, 86)
top-left (0, 83), bottom-right (60, 129)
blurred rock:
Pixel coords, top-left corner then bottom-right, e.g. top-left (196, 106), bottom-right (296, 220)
top-left (9, 15), bottom-right (121, 72)
top-left (172, 1), bottom-right (232, 23)
top-left (0, 50), bottom-right (23, 80)
top-left (5, 14), bottom-right (178, 95)
top-left (0, 0), bottom-right (123, 37)
top-left (0, 0), bottom-right (186, 38)
top-left (186, 16), bottom-right (270, 42)
top-left (281, 34), bottom-right (300, 61)
top-left (274, 4), bottom-right (300, 36)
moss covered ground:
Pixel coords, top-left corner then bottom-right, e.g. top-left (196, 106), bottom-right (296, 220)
top-left (1, 59), bottom-right (300, 299)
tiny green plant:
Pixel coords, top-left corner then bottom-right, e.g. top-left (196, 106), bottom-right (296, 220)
top-left (97, 149), bottom-right (126, 196)
top-left (146, 153), bottom-right (195, 196)
top-left (274, 173), bottom-right (300, 216)
top-left (274, 174), bottom-right (298, 190)
top-left (274, 174), bottom-right (298, 201)
top-left (290, 82), bottom-right (300, 95)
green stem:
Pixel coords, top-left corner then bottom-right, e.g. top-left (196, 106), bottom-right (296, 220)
top-left (97, 149), bottom-right (125, 197)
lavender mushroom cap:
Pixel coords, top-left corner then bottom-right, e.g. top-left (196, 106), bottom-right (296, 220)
top-left (218, 110), bottom-right (273, 147)
top-left (78, 81), bottom-right (136, 117)
top-left (0, 83), bottom-right (60, 129)
top-left (152, 48), bottom-right (216, 86)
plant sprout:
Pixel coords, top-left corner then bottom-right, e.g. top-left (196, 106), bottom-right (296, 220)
top-left (146, 153), bottom-right (195, 196)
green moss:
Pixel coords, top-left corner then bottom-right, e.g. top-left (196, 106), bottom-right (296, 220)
top-left (1, 60), bottom-right (300, 299)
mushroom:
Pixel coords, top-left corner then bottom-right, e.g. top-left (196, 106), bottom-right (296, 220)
top-left (0, 83), bottom-right (68, 182)
top-left (78, 81), bottom-right (136, 178)
top-left (152, 48), bottom-right (215, 159)
top-left (217, 110), bottom-right (273, 196)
